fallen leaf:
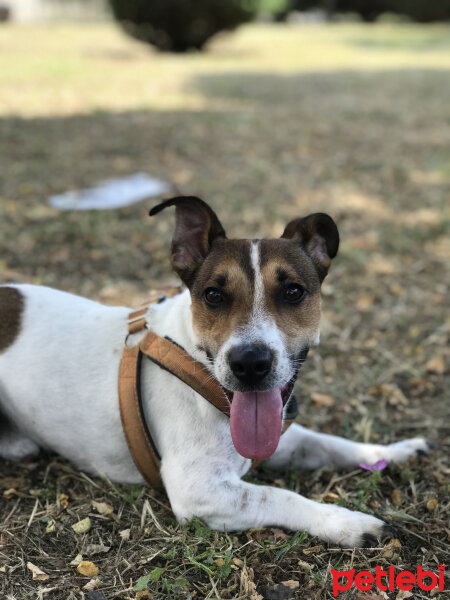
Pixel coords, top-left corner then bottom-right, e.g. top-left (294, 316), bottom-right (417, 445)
top-left (369, 383), bottom-right (408, 406)
top-left (246, 528), bottom-right (264, 541)
top-left (72, 517), bottom-right (91, 534)
top-left (273, 479), bottom-right (286, 487)
top-left (426, 356), bottom-right (445, 374)
top-left (432, 471), bottom-right (447, 485)
top-left (311, 392), bottom-right (335, 406)
top-left (45, 519), bottom-right (56, 534)
top-left (77, 560), bottom-right (99, 577)
top-left (86, 543), bottom-right (111, 555)
top-left (367, 254), bottom-right (396, 275)
top-left (324, 492), bottom-right (340, 502)
top-left (297, 560), bottom-right (313, 572)
top-left (27, 562), bottom-right (49, 581)
top-left (408, 326), bottom-right (421, 338)
top-left (426, 498), bottom-right (438, 511)
top-left (303, 545), bottom-right (322, 555)
top-left (355, 293), bottom-right (373, 311)
top-left (3, 488), bottom-right (26, 499)
top-left (431, 584), bottom-right (441, 598)
top-left (281, 580), bottom-right (299, 589)
top-left (391, 489), bottom-right (402, 506)
top-left (270, 528), bottom-right (290, 541)
top-left (92, 501), bottom-right (114, 516)
top-left (82, 577), bottom-right (101, 591)
top-left (240, 567), bottom-right (262, 600)
top-left (381, 538), bottom-right (402, 559)
top-left (69, 554), bottom-right (83, 567)
top-left (389, 282), bottom-right (402, 296)
top-left (59, 493), bottom-right (69, 508)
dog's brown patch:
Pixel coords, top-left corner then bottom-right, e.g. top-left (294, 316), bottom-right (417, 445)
top-left (191, 239), bottom-right (254, 353)
top-left (240, 489), bottom-right (249, 510)
top-left (259, 238), bottom-right (320, 292)
top-left (0, 287), bottom-right (24, 353)
top-left (260, 239), bottom-right (322, 346)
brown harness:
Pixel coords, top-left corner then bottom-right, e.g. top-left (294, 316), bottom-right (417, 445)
top-left (118, 286), bottom-right (297, 488)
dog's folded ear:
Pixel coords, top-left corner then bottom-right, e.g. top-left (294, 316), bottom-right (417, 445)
top-left (281, 213), bottom-right (339, 281)
top-left (150, 196), bottom-right (226, 286)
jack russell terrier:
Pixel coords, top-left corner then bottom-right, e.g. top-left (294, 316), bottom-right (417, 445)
top-left (0, 196), bottom-right (431, 547)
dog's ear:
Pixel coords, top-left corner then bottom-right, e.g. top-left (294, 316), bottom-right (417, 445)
top-left (281, 213), bottom-right (339, 281)
top-left (150, 196), bottom-right (226, 286)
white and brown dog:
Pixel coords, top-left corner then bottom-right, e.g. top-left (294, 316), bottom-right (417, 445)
top-left (0, 197), bottom-right (431, 547)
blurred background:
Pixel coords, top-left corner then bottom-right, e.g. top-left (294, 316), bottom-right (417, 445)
top-left (0, 1), bottom-right (449, 597)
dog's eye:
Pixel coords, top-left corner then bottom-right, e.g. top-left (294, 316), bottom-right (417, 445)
top-left (203, 287), bottom-right (225, 306)
top-left (284, 284), bottom-right (307, 304)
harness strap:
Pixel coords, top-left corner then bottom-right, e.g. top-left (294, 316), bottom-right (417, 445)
top-left (139, 331), bottom-right (230, 416)
top-left (119, 344), bottom-right (163, 488)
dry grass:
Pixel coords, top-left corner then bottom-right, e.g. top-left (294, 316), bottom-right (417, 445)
top-left (0, 21), bottom-right (449, 599)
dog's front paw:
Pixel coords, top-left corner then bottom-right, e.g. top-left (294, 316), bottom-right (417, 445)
top-left (385, 437), bottom-right (434, 463)
top-left (314, 505), bottom-right (390, 548)
top-left (0, 433), bottom-right (40, 461)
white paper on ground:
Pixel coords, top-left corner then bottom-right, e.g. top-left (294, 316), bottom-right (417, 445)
top-left (48, 173), bottom-right (170, 211)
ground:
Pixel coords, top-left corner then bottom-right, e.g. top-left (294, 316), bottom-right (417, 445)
top-left (0, 20), bottom-right (449, 600)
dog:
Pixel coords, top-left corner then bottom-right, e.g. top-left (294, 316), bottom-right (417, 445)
top-left (0, 196), bottom-right (431, 547)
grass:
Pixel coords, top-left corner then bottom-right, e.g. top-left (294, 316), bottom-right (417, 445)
top-left (0, 20), bottom-right (449, 600)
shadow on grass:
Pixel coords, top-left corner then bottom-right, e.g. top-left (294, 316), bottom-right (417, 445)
top-left (346, 26), bottom-right (450, 51)
top-left (349, 36), bottom-right (450, 51)
top-left (191, 67), bottom-right (450, 108)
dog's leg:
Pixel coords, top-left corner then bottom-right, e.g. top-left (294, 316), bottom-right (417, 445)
top-left (0, 418), bottom-right (40, 461)
top-left (267, 423), bottom-right (431, 470)
top-left (0, 429), bottom-right (40, 461)
top-left (163, 458), bottom-right (388, 547)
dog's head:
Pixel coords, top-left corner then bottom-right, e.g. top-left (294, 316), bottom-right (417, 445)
top-left (150, 197), bottom-right (339, 460)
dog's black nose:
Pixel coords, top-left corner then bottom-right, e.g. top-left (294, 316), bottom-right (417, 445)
top-left (228, 345), bottom-right (274, 385)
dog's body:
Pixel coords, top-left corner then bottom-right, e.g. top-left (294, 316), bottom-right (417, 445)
top-left (0, 197), bottom-right (430, 547)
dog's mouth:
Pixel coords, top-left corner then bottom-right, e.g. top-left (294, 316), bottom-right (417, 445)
top-left (224, 374), bottom-right (298, 461)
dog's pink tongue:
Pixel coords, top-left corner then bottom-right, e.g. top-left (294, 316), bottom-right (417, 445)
top-left (230, 389), bottom-right (283, 459)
